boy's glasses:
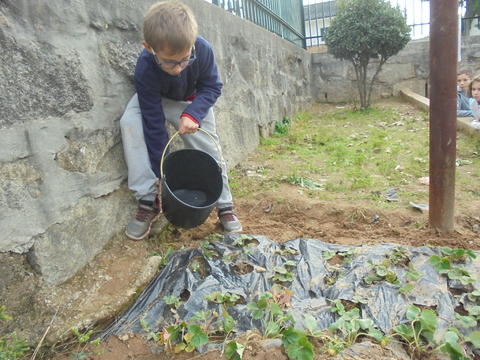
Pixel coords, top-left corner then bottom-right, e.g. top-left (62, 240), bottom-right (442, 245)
top-left (152, 46), bottom-right (196, 70)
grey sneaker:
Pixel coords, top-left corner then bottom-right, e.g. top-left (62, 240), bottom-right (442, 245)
top-left (126, 198), bottom-right (161, 240)
top-left (218, 208), bottom-right (242, 233)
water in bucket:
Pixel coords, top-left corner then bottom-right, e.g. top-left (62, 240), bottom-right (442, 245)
top-left (173, 189), bottom-right (208, 207)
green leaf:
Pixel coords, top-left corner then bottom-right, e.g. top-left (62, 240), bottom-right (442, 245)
top-left (419, 309), bottom-right (438, 329)
top-left (191, 332), bottom-right (208, 347)
top-left (270, 302), bottom-right (283, 316)
top-left (392, 324), bottom-right (413, 338)
top-left (287, 336), bottom-right (314, 360)
top-left (281, 327), bottom-right (300, 348)
top-left (265, 321), bottom-right (281, 338)
top-left (224, 316), bottom-right (235, 334)
top-left (399, 283), bottom-right (414, 293)
top-left (304, 315), bottom-right (317, 333)
top-left (246, 302), bottom-right (259, 311)
top-left (455, 313), bottom-right (477, 327)
top-left (188, 324), bottom-right (202, 335)
top-left (465, 330), bottom-right (480, 347)
top-left (443, 330), bottom-right (459, 344)
top-left (368, 327), bottom-right (383, 342)
top-left (274, 266), bottom-right (288, 274)
top-left (226, 341), bottom-right (244, 360)
top-left (406, 305), bottom-right (421, 321)
top-left (251, 309), bottom-right (264, 320)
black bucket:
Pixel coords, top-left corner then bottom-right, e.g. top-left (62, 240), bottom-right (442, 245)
top-left (160, 132), bottom-right (223, 229)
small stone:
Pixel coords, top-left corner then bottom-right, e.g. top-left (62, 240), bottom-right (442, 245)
top-left (71, 292), bottom-right (80, 301)
top-left (473, 224), bottom-right (479, 233)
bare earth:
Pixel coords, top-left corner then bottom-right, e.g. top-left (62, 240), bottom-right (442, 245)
top-left (3, 99), bottom-right (479, 360)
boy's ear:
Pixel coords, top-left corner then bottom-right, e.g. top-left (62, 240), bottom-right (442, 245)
top-left (142, 41), bottom-right (154, 54)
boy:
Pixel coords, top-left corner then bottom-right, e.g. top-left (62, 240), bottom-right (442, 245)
top-left (120, 0), bottom-right (242, 240)
top-left (457, 67), bottom-right (474, 117)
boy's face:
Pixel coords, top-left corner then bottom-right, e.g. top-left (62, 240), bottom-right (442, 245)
top-left (472, 80), bottom-right (480, 102)
top-left (457, 73), bottom-right (471, 91)
top-left (142, 41), bottom-right (193, 76)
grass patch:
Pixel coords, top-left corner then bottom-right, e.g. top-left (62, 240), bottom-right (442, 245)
top-left (230, 98), bottom-right (480, 207)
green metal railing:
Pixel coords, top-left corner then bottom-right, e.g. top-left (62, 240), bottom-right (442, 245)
top-left (210, 0), bottom-right (306, 48)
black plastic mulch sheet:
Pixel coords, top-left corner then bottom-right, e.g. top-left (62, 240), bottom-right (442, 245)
top-left (100, 234), bottom-right (480, 349)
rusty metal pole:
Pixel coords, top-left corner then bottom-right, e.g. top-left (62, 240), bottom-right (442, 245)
top-left (429, 0), bottom-right (458, 233)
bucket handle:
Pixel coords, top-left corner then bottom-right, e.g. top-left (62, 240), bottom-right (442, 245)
top-left (160, 128), bottom-right (223, 179)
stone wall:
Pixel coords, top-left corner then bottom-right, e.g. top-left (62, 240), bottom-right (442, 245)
top-left (0, 0), bottom-right (312, 284)
top-left (311, 35), bottom-right (480, 103)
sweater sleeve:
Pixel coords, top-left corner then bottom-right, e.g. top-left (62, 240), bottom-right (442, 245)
top-left (135, 66), bottom-right (169, 178)
top-left (181, 39), bottom-right (223, 127)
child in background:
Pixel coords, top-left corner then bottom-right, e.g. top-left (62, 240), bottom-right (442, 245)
top-left (468, 74), bottom-right (480, 129)
top-left (120, 1), bottom-right (242, 240)
top-left (457, 67), bottom-right (474, 117)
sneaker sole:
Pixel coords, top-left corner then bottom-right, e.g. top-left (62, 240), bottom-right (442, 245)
top-left (224, 225), bottom-right (243, 234)
top-left (125, 211), bottom-right (162, 241)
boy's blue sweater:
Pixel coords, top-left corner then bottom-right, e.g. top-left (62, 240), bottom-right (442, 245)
top-left (134, 35), bottom-right (223, 177)
top-left (458, 89), bottom-right (473, 117)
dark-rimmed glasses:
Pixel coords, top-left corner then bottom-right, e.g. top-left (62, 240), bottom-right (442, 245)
top-left (152, 46), bottom-right (196, 70)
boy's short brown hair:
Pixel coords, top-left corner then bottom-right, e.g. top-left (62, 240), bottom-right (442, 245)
top-left (143, 1), bottom-right (198, 55)
top-left (468, 73), bottom-right (480, 97)
top-left (457, 66), bottom-right (473, 79)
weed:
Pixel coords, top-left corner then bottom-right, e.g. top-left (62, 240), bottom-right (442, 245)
top-left (274, 116), bottom-right (291, 137)
top-left (69, 327), bottom-right (102, 359)
top-left (0, 306), bottom-right (30, 360)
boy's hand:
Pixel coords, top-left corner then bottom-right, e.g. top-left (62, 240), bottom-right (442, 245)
top-left (178, 116), bottom-right (199, 134)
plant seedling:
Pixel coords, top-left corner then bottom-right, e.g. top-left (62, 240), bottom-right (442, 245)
top-left (274, 246), bottom-right (299, 257)
top-left (386, 246), bottom-right (409, 266)
top-left (391, 305), bottom-right (437, 356)
top-left (364, 259), bottom-right (400, 285)
top-left (437, 327), bottom-right (480, 360)
top-left (322, 250), bottom-right (336, 260)
top-left (203, 291), bottom-right (240, 307)
top-left (440, 247), bottom-right (477, 263)
top-left (232, 235), bottom-right (256, 255)
top-left (327, 300), bottom-right (383, 348)
top-left (468, 288), bottom-right (480, 302)
top-left (270, 260), bottom-right (296, 283)
top-left (429, 255), bottom-right (476, 285)
top-left (246, 286), bottom-right (296, 340)
top-left (164, 295), bottom-right (185, 309)
top-left (324, 265), bottom-right (344, 285)
top-left (338, 247), bottom-right (358, 264)
top-left (199, 241), bottom-right (219, 260)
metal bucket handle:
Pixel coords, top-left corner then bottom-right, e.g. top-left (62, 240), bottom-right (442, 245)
top-left (160, 128), bottom-right (223, 179)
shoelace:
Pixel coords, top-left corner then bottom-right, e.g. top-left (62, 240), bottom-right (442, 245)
top-left (136, 206), bottom-right (153, 222)
top-left (220, 212), bottom-right (237, 222)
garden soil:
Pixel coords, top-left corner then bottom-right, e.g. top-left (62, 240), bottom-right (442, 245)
top-left (2, 99), bottom-right (480, 360)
